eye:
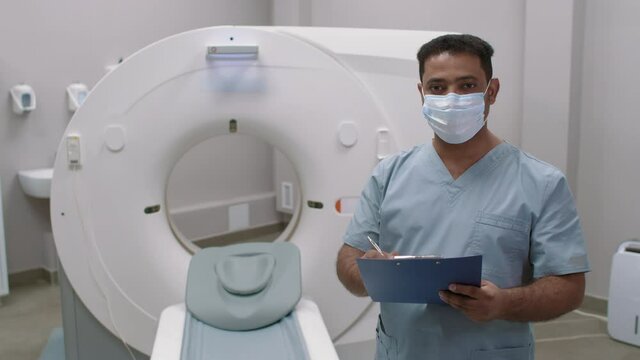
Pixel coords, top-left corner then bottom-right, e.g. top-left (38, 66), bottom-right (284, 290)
top-left (461, 82), bottom-right (477, 90)
top-left (428, 85), bottom-right (446, 94)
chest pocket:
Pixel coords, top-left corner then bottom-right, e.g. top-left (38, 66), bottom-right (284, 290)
top-left (465, 212), bottom-right (531, 288)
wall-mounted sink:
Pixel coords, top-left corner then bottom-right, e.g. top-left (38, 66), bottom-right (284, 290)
top-left (18, 168), bottom-right (53, 199)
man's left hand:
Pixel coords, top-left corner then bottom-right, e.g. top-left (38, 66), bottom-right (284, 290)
top-left (438, 280), bottom-right (506, 322)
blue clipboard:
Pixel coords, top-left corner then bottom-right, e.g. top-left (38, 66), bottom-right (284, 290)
top-left (356, 255), bottom-right (482, 304)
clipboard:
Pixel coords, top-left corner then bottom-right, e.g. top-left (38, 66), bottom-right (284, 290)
top-left (356, 255), bottom-right (482, 304)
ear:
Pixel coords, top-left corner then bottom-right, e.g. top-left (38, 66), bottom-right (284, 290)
top-left (417, 82), bottom-right (425, 105)
top-left (487, 78), bottom-right (500, 105)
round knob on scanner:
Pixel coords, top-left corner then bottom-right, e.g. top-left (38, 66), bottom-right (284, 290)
top-left (338, 121), bottom-right (358, 147)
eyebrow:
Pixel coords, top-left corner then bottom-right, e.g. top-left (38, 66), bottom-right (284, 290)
top-left (426, 75), bottom-right (479, 84)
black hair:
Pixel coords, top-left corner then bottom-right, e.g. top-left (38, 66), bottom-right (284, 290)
top-left (417, 34), bottom-right (494, 81)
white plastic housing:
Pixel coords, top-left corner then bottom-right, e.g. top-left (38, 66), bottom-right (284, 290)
top-left (67, 83), bottom-right (89, 112)
top-left (608, 240), bottom-right (640, 346)
top-left (51, 26), bottom-right (443, 354)
top-left (10, 84), bottom-right (36, 114)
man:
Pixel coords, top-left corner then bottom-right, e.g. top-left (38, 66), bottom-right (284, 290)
top-left (336, 34), bottom-right (590, 359)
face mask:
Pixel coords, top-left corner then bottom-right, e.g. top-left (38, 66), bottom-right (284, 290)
top-left (421, 80), bottom-right (492, 144)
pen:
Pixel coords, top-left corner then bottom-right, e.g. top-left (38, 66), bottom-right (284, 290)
top-left (367, 235), bottom-right (385, 256)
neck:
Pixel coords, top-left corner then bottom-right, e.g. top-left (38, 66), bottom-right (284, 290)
top-left (432, 127), bottom-right (503, 179)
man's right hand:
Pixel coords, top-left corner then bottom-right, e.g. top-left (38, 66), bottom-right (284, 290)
top-left (361, 249), bottom-right (397, 259)
top-left (337, 244), bottom-right (399, 297)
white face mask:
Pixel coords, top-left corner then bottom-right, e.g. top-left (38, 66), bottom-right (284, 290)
top-left (421, 80), bottom-right (492, 144)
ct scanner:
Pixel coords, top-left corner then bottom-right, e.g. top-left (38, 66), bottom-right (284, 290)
top-left (50, 26), bottom-right (446, 358)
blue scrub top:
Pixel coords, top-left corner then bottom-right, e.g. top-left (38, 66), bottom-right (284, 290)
top-left (343, 142), bottom-right (590, 360)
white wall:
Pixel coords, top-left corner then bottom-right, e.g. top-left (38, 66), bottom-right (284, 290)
top-left (576, 0), bottom-right (640, 298)
top-left (0, 177), bottom-right (8, 296)
top-left (167, 134), bottom-right (299, 242)
top-left (0, 0), bottom-right (271, 274)
top-left (167, 134), bottom-right (292, 242)
top-left (273, 0), bottom-right (526, 145)
top-left (167, 134), bottom-right (275, 209)
top-left (520, 0), bottom-right (583, 183)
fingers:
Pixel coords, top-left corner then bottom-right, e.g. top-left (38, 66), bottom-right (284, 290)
top-left (480, 279), bottom-right (496, 287)
top-left (439, 282), bottom-right (485, 310)
top-left (439, 290), bottom-right (473, 310)
top-left (361, 250), bottom-right (381, 259)
top-left (439, 280), bottom-right (504, 323)
top-left (448, 283), bottom-right (482, 299)
top-left (361, 249), bottom-right (390, 259)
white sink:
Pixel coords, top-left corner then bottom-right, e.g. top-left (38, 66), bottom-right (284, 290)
top-left (18, 168), bottom-right (53, 199)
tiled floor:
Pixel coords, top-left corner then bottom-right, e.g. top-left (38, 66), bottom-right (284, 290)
top-left (1, 280), bottom-right (640, 360)
top-left (0, 280), bottom-right (61, 360)
top-left (535, 311), bottom-right (640, 359)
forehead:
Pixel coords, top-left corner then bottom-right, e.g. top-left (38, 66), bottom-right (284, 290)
top-left (422, 52), bottom-right (485, 82)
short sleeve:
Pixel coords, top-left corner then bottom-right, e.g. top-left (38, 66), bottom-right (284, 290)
top-left (342, 160), bottom-right (388, 252)
top-left (530, 172), bottom-right (591, 278)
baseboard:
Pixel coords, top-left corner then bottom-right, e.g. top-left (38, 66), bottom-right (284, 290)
top-left (8, 268), bottom-right (58, 287)
top-left (170, 192), bottom-right (281, 242)
top-left (194, 222), bottom-right (287, 248)
top-left (580, 294), bottom-right (608, 316)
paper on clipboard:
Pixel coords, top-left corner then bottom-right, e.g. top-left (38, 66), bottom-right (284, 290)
top-left (356, 255), bottom-right (482, 304)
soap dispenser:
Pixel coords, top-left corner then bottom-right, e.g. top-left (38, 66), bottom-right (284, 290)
top-left (66, 83), bottom-right (89, 112)
top-left (10, 84), bottom-right (36, 114)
